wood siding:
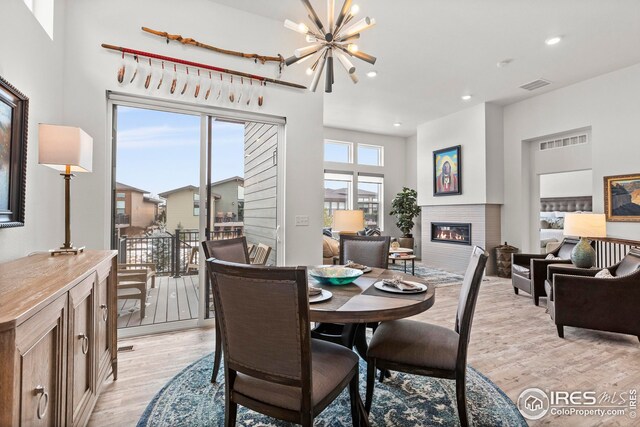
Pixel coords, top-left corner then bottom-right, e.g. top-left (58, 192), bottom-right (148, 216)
top-left (243, 122), bottom-right (278, 265)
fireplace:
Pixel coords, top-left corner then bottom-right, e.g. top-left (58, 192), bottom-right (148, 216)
top-left (431, 222), bottom-right (471, 245)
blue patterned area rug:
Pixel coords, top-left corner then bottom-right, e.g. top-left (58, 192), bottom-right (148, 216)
top-left (388, 261), bottom-right (464, 287)
top-left (138, 354), bottom-right (526, 427)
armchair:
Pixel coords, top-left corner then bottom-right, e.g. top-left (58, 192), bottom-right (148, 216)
top-left (545, 248), bottom-right (640, 340)
top-left (511, 238), bottom-right (580, 306)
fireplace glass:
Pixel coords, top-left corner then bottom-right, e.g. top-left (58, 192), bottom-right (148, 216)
top-left (431, 222), bottom-right (471, 245)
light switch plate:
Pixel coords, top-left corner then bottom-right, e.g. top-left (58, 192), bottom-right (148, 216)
top-left (295, 215), bottom-right (309, 226)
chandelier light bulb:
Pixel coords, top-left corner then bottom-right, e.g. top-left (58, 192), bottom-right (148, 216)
top-left (350, 4), bottom-right (360, 16)
top-left (295, 44), bottom-right (321, 58)
top-left (306, 34), bottom-right (318, 43)
top-left (306, 68), bottom-right (314, 76)
top-left (347, 43), bottom-right (359, 53)
top-left (335, 50), bottom-right (356, 74)
top-left (342, 17), bottom-right (375, 38)
top-left (284, 19), bottom-right (309, 34)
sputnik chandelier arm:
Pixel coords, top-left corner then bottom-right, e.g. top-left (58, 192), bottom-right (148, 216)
top-left (284, 0), bottom-right (377, 92)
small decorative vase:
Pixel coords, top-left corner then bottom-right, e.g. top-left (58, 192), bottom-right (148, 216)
top-left (571, 237), bottom-right (595, 268)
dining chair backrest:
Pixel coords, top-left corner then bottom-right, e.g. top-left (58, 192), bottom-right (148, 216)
top-left (252, 243), bottom-right (272, 265)
top-left (202, 237), bottom-right (250, 264)
top-left (454, 246), bottom-right (489, 365)
top-left (206, 260), bottom-right (312, 394)
top-left (339, 235), bottom-right (391, 269)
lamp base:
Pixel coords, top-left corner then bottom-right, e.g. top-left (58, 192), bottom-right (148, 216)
top-left (571, 237), bottom-right (595, 268)
top-left (50, 246), bottom-right (85, 256)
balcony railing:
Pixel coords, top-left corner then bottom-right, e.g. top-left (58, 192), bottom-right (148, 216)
top-left (118, 229), bottom-right (200, 276)
top-left (115, 213), bottom-right (130, 225)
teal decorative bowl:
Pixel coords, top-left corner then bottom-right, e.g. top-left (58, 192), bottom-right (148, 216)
top-left (309, 267), bottom-right (363, 286)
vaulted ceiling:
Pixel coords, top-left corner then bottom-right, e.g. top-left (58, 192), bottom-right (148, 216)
top-left (213, 0), bottom-right (640, 136)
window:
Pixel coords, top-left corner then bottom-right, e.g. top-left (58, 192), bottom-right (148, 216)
top-left (358, 174), bottom-right (383, 229)
top-left (357, 144), bottom-right (383, 166)
top-left (324, 140), bottom-right (353, 163)
top-left (324, 172), bottom-right (353, 227)
top-left (116, 200), bottom-right (125, 215)
top-left (193, 193), bottom-right (200, 216)
top-left (23, 0), bottom-right (54, 39)
top-left (116, 192), bottom-right (125, 198)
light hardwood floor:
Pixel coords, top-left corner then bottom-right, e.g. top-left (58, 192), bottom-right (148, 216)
top-left (90, 276), bottom-right (640, 426)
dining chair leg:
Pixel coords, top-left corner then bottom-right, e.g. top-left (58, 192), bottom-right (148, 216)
top-left (455, 374), bottom-right (469, 427)
top-left (224, 370), bottom-right (237, 427)
top-left (365, 358), bottom-right (376, 413)
top-left (348, 370), bottom-right (361, 427)
top-left (211, 319), bottom-right (222, 383)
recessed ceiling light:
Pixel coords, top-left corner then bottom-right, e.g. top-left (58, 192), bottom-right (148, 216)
top-left (393, 122), bottom-right (402, 127)
top-left (367, 71), bottom-right (377, 78)
top-left (461, 95), bottom-right (472, 101)
top-left (545, 36), bottom-right (562, 46)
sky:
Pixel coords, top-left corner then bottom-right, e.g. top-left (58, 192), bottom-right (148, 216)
top-left (116, 106), bottom-right (244, 196)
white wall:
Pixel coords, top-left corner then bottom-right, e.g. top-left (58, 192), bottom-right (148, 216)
top-left (0, 0), bottom-right (66, 262)
top-left (323, 126), bottom-right (407, 238)
top-left (417, 103), bottom-right (504, 207)
top-left (60, 0), bottom-right (324, 265)
top-left (540, 170), bottom-right (593, 198)
top-left (503, 63), bottom-right (640, 252)
top-left (405, 134), bottom-right (421, 256)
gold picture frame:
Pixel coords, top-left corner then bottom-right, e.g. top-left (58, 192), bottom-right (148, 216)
top-left (603, 173), bottom-right (640, 222)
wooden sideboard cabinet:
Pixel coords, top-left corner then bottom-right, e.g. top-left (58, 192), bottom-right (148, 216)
top-left (0, 250), bottom-right (118, 427)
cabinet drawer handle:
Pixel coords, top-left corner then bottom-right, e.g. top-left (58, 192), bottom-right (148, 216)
top-left (100, 304), bottom-right (108, 322)
top-left (79, 333), bottom-right (89, 354)
top-left (34, 385), bottom-right (49, 419)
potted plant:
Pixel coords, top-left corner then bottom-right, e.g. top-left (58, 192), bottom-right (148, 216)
top-left (389, 187), bottom-right (421, 250)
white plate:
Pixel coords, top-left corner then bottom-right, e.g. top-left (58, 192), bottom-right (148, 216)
top-left (309, 289), bottom-right (333, 303)
top-left (373, 280), bottom-right (427, 294)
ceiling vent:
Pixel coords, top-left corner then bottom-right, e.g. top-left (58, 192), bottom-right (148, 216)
top-left (539, 133), bottom-right (588, 151)
top-left (519, 78), bottom-right (552, 91)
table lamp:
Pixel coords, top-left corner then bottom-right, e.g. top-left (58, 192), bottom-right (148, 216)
top-left (39, 124), bottom-right (93, 255)
top-left (563, 213), bottom-right (606, 268)
top-left (333, 210), bottom-right (364, 235)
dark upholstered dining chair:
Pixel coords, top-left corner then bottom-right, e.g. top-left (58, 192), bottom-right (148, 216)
top-left (511, 238), bottom-right (581, 306)
top-left (313, 235), bottom-right (392, 353)
top-left (339, 235), bottom-right (391, 269)
top-left (206, 259), bottom-right (363, 427)
top-left (545, 248), bottom-right (640, 340)
top-left (365, 246), bottom-right (489, 427)
top-left (201, 237), bottom-right (250, 383)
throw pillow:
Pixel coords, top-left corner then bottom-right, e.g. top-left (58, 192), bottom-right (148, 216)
top-left (540, 219), bottom-right (551, 229)
top-left (595, 268), bottom-right (615, 279)
top-left (545, 254), bottom-right (563, 260)
top-left (322, 227), bottom-right (333, 237)
top-left (322, 235), bottom-right (339, 259)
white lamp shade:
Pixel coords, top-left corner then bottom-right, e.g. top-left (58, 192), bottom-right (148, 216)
top-left (333, 210), bottom-right (364, 232)
top-left (564, 213), bottom-right (606, 238)
top-left (39, 124), bottom-right (93, 172)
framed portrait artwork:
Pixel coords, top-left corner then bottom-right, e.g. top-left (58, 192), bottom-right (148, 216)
top-left (433, 145), bottom-right (461, 196)
top-left (0, 76), bottom-right (29, 228)
top-left (604, 173), bottom-right (640, 222)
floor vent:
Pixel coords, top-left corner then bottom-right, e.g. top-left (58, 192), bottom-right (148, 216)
top-left (118, 345), bottom-right (134, 352)
top-left (539, 133), bottom-right (588, 151)
top-left (519, 78), bottom-right (551, 91)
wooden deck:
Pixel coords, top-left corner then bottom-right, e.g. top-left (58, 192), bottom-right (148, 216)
top-left (117, 274), bottom-right (203, 329)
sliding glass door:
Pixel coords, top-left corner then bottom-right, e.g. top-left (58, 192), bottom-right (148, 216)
top-left (110, 93), bottom-right (284, 335)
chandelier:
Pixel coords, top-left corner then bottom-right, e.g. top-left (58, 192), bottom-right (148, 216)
top-left (284, 0), bottom-right (377, 92)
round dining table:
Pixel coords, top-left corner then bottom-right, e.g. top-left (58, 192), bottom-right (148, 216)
top-left (308, 267), bottom-right (436, 358)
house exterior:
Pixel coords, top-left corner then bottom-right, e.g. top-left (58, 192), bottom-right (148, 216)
top-left (115, 182), bottom-right (163, 236)
top-left (159, 176), bottom-right (244, 231)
